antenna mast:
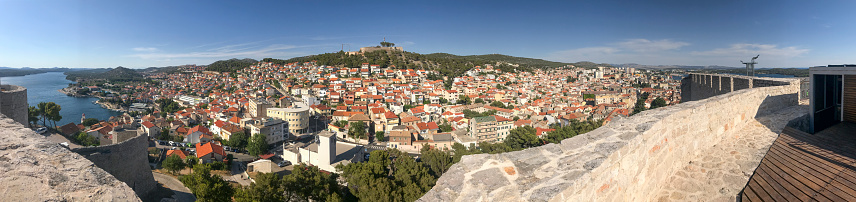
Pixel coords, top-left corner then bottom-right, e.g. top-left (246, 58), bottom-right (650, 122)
top-left (741, 55), bottom-right (759, 77)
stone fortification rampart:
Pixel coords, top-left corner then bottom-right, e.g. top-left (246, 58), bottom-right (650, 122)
top-left (420, 76), bottom-right (801, 201)
top-left (0, 114), bottom-right (140, 201)
top-left (71, 134), bottom-right (157, 198)
top-left (0, 85), bottom-right (28, 126)
top-left (680, 73), bottom-right (798, 102)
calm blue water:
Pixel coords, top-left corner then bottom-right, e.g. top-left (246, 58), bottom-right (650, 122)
top-left (1, 72), bottom-right (122, 124)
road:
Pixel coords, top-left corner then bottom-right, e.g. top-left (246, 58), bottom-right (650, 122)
top-left (151, 172), bottom-right (196, 202)
top-left (228, 160), bottom-right (253, 186)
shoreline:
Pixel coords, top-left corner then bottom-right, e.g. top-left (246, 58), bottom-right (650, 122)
top-left (94, 99), bottom-right (129, 113)
top-left (57, 87), bottom-right (92, 98)
top-left (58, 86), bottom-right (129, 113)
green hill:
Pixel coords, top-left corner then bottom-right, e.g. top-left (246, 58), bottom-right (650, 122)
top-left (206, 58), bottom-right (258, 72)
top-left (262, 50), bottom-right (606, 78)
top-left (64, 66), bottom-right (143, 82)
top-left (425, 53), bottom-right (571, 68)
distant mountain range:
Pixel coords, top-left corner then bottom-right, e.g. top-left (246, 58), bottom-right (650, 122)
top-left (612, 63), bottom-right (742, 70)
top-left (0, 67), bottom-right (76, 78)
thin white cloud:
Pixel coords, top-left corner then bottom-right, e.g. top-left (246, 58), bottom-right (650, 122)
top-left (128, 44), bottom-right (301, 59)
top-left (690, 43), bottom-right (809, 58)
top-left (132, 47), bottom-right (158, 52)
top-left (546, 39), bottom-right (810, 67)
top-left (615, 39), bottom-right (689, 52)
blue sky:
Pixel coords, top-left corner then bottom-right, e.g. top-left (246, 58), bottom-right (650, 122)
top-left (1, 0), bottom-right (853, 69)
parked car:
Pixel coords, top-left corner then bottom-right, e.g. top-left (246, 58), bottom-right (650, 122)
top-left (34, 127), bottom-right (47, 134)
top-left (168, 141), bottom-right (174, 146)
top-left (278, 161), bottom-right (291, 167)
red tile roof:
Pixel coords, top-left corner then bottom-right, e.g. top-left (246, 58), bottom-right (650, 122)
top-left (141, 121), bottom-right (155, 128)
top-left (166, 149), bottom-right (189, 159)
top-left (196, 142), bottom-right (227, 158)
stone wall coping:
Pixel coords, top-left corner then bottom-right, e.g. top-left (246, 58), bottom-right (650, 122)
top-left (420, 82), bottom-right (800, 202)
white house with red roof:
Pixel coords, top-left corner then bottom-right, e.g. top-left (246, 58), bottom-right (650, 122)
top-left (141, 121), bottom-right (160, 137)
top-left (196, 142), bottom-right (227, 164)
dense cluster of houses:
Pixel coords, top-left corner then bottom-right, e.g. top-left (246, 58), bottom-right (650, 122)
top-left (66, 58), bottom-right (681, 155)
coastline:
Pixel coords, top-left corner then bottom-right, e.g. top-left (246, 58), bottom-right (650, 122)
top-left (94, 99), bottom-right (129, 113)
top-left (58, 82), bottom-right (128, 113)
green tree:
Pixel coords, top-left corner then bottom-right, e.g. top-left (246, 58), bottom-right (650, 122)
top-left (82, 118), bottom-right (100, 127)
top-left (162, 154), bottom-right (186, 175)
top-left (420, 146), bottom-right (453, 177)
top-left (334, 120), bottom-right (349, 128)
top-left (380, 41), bottom-right (396, 47)
top-left (348, 121), bottom-right (366, 142)
top-left (158, 128), bottom-right (170, 140)
top-left (156, 98), bottom-right (184, 114)
top-left (284, 164), bottom-right (343, 201)
top-left (248, 133), bottom-right (269, 157)
top-left (227, 131), bottom-right (249, 149)
top-left (375, 131), bottom-right (385, 142)
top-left (490, 101), bottom-right (506, 108)
top-left (186, 156), bottom-right (199, 166)
top-left (504, 126), bottom-right (540, 149)
top-left (474, 98), bottom-right (484, 104)
top-left (438, 124), bottom-right (453, 133)
top-left (338, 149), bottom-right (435, 202)
top-left (650, 97), bottom-right (667, 109)
top-left (632, 92), bottom-right (650, 115)
top-left (180, 164), bottom-right (235, 202)
top-left (27, 106), bottom-right (39, 127)
top-left (234, 172), bottom-right (285, 202)
top-left (74, 132), bottom-right (99, 146)
top-left (37, 102), bottom-right (62, 128)
top-left (457, 95), bottom-right (471, 105)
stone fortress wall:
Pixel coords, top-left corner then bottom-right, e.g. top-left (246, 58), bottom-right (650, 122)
top-left (681, 73), bottom-right (802, 102)
top-left (0, 113), bottom-right (140, 201)
top-left (420, 74), bottom-right (802, 201)
top-left (0, 84), bottom-right (28, 126)
top-left (71, 133), bottom-right (157, 197)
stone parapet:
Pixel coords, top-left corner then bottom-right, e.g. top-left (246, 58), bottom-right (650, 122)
top-left (419, 80), bottom-right (800, 202)
top-left (0, 114), bottom-right (140, 201)
top-left (71, 134), bottom-right (157, 197)
top-left (680, 73), bottom-right (801, 102)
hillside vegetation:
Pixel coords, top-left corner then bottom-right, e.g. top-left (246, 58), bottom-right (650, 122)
top-left (64, 67), bottom-right (143, 82)
top-left (206, 58), bottom-right (258, 72)
top-left (262, 49), bottom-right (608, 78)
top-left (0, 67), bottom-right (71, 78)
